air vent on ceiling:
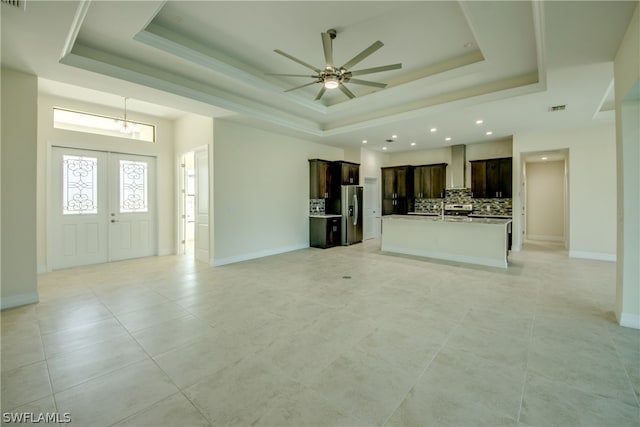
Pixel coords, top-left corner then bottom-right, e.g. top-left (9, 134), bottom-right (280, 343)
top-left (1, 0), bottom-right (25, 10)
top-left (549, 104), bottom-right (567, 112)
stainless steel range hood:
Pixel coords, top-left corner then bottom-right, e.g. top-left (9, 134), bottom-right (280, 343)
top-left (448, 144), bottom-right (466, 188)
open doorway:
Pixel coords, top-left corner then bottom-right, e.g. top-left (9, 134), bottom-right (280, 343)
top-left (364, 177), bottom-right (380, 239)
top-left (181, 152), bottom-right (196, 255)
top-left (178, 148), bottom-right (210, 263)
top-left (522, 149), bottom-right (569, 248)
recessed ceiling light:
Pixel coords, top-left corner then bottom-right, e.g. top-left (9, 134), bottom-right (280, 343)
top-left (430, 128), bottom-right (437, 133)
top-left (486, 131), bottom-right (493, 135)
top-left (475, 120), bottom-right (484, 125)
top-left (411, 142), bottom-right (416, 146)
top-left (541, 156), bottom-right (548, 160)
top-left (391, 134), bottom-right (397, 139)
top-left (445, 137), bottom-right (452, 141)
top-left (382, 147), bottom-right (387, 150)
top-left (362, 140), bottom-right (367, 144)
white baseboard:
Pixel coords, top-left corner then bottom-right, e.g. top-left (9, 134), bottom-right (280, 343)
top-left (569, 250), bottom-right (616, 262)
top-left (1, 292), bottom-right (39, 310)
top-left (213, 243), bottom-right (308, 267)
top-left (620, 312), bottom-right (640, 330)
top-left (527, 234), bottom-right (564, 242)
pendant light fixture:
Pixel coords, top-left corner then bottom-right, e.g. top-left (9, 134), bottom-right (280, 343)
top-left (114, 97), bottom-right (140, 134)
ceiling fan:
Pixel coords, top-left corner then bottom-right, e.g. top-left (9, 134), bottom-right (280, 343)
top-left (266, 29), bottom-right (402, 101)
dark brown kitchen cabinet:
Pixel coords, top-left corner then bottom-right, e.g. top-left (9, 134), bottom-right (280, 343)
top-left (382, 166), bottom-right (411, 215)
top-left (470, 158), bottom-right (512, 198)
top-left (309, 159), bottom-right (334, 199)
top-left (414, 163), bottom-right (447, 199)
top-left (309, 216), bottom-right (341, 248)
top-left (336, 161), bottom-right (360, 185)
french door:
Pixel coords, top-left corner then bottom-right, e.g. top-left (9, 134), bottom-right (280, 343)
top-left (50, 147), bottom-right (157, 270)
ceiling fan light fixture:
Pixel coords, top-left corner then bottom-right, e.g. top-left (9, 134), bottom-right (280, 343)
top-left (324, 76), bottom-right (340, 90)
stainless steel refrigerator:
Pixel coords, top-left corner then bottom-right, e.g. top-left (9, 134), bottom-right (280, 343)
top-left (341, 185), bottom-right (363, 245)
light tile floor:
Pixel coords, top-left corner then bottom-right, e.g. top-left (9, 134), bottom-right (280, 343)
top-left (1, 240), bottom-right (639, 426)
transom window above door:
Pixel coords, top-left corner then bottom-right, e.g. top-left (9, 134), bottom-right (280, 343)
top-left (53, 108), bottom-right (155, 142)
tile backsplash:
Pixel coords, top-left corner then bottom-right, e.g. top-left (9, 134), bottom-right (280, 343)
top-left (444, 188), bottom-right (473, 205)
top-left (412, 188), bottom-right (511, 217)
top-left (309, 199), bottom-right (325, 215)
top-left (472, 198), bottom-right (512, 216)
top-left (414, 198), bottom-right (443, 214)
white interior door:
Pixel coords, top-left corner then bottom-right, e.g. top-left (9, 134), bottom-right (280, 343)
top-left (364, 177), bottom-right (380, 239)
top-left (50, 147), bottom-right (157, 269)
top-left (51, 147), bottom-right (109, 269)
top-left (109, 153), bottom-right (157, 261)
top-left (194, 149), bottom-right (210, 263)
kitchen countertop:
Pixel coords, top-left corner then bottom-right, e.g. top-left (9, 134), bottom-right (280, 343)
top-left (309, 214), bottom-right (342, 219)
top-left (468, 214), bottom-right (512, 219)
top-left (387, 214), bottom-right (511, 225)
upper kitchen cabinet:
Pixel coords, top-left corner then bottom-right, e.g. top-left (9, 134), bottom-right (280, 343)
top-left (335, 161), bottom-right (360, 185)
top-left (414, 163), bottom-right (447, 199)
top-left (309, 159), bottom-right (334, 199)
top-left (382, 166), bottom-right (412, 215)
top-left (470, 158), bottom-right (512, 198)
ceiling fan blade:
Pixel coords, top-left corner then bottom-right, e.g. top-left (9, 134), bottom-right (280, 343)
top-left (265, 73), bottom-right (318, 78)
top-left (315, 87), bottom-right (327, 101)
top-left (341, 40), bottom-right (384, 70)
top-left (274, 49), bottom-right (321, 73)
top-left (339, 84), bottom-right (356, 99)
top-left (284, 81), bottom-right (319, 92)
top-left (347, 78), bottom-right (387, 88)
top-left (349, 63), bottom-right (402, 76)
top-left (321, 32), bottom-right (334, 67)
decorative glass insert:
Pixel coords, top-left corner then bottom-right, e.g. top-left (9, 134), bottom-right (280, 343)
top-left (53, 108), bottom-right (155, 142)
top-left (63, 155), bottom-right (98, 215)
top-left (119, 160), bottom-right (148, 213)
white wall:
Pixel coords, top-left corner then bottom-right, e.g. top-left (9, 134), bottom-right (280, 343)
top-left (513, 123), bottom-right (617, 260)
top-left (1, 68), bottom-right (38, 309)
top-left (614, 4), bottom-right (640, 328)
top-left (37, 95), bottom-right (176, 271)
top-left (526, 161), bottom-right (565, 242)
top-left (212, 120), bottom-right (343, 265)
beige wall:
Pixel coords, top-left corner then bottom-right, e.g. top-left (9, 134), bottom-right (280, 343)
top-left (614, 4), bottom-right (640, 328)
top-left (526, 161), bottom-right (565, 242)
top-left (513, 123), bottom-right (617, 259)
top-left (1, 68), bottom-right (38, 309)
top-left (174, 114), bottom-right (213, 155)
top-left (465, 139), bottom-right (513, 188)
top-left (212, 120), bottom-right (343, 265)
top-left (37, 95), bottom-right (176, 271)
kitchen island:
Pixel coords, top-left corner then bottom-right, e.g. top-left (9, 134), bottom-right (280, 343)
top-left (381, 215), bottom-right (512, 268)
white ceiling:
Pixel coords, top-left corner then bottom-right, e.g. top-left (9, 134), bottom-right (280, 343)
top-left (1, 1), bottom-right (636, 153)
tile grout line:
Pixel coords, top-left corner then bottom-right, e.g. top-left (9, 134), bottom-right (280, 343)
top-left (604, 323), bottom-right (640, 408)
top-left (380, 307), bottom-right (472, 427)
top-left (104, 298), bottom-right (218, 426)
top-left (515, 292), bottom-right (539, 425)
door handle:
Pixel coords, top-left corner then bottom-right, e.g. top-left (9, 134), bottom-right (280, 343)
top-left (111, 219), bottom-right (118, 223)
top-left (353, 193), bottom-right (358, 226)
